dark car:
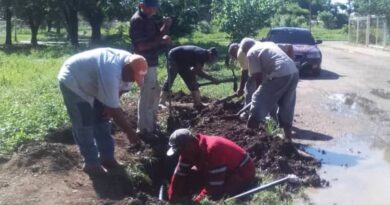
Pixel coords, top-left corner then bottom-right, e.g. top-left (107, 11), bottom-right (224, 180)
top-left (263, 27), bottom-right (323, 76)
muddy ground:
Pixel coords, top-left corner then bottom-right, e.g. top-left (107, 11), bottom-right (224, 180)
top-left (0, 92), bottom-right (324, 205)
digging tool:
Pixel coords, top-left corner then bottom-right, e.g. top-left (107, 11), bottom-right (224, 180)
top-left (159, 184), bottom-right (165, 201)
top-left (224, 174), bottom-right (299, 202)
top-left (198, 77), bottom-right (236, 87)
top-left (221, 102), bottom-right (252, 120)
top-left (225, 52), bottom-right (238, 92)
top-left (215, 93), bottom-right (240, 104)
top-left (166, 91), bottom-right (176, 133)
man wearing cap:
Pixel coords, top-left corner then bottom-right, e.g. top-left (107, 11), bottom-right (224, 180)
top-left (166, 129), bottom-right (255, 202)
top-left (130, 0), bottom-right (172, 138)
top-left (58, 48), bottom-right (148, 175)
top-left (228, 39), bottom-right (295, 118)
top-left (241, 39), bottom-right (299, 140)
top-left (159, 45), bottom-right (220, 109)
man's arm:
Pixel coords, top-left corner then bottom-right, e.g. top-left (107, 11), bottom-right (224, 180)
top-left (236, 70), bottom-right (248, 96)
top-left (193, 64), bottom-right (218, 83)
top-left (104, 107), bottom-right (139, 144)
top-left (131, 19), bottom-right (171, 52)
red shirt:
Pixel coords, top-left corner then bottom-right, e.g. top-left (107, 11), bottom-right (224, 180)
top-left (169, 134), bottom-right (254, 200)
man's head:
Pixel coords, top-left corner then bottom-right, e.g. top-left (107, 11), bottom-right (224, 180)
top-left (167, 128), bottom-right (196, 157)
top-left (123, 54), bottom-right (148, 86)
top-left (228, 43), bottom-right (239, 59)
top-left (240, 38), bottom-right (256, 54)
top-left (139, 0), bottom-right (159, 17)
top-left (208, 47), bottom-right (218, 63)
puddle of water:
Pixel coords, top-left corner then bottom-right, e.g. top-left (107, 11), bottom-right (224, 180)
top-left (302, 134), bottom-right (390, 205)
top-left (327, 93), bottom-right (385, 117)
top-left (371, 88), bottom-right (390, 100)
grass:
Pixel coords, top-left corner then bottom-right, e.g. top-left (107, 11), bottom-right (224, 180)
top-left (0, 24), bottom-right (348, 154)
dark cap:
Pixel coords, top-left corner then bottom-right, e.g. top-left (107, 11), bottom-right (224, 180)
top-left (209, 47), bottom-right (218, 58)
top-left (141, 0), bottom-right (159, 7)
top-left (166, 129), bottom-right (194, 156)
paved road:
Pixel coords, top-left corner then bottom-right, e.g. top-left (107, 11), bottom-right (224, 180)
top-left (294, 42), bottom-right (390, 205)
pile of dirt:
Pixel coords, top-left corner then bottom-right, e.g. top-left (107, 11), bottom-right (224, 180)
top-left (167, 92), bottom-right (325, 188)
top-left (0, 91), bottom-right (325, 204)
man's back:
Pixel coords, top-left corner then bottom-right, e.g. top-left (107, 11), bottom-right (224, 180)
top-left (169, 45), bottom-right (209, 68)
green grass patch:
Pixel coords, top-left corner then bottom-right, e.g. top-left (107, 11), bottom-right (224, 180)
top-left (0, 46), bottom-right (73, 153)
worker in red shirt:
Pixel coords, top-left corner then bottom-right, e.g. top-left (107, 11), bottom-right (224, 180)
top-left (166, 129), bottom-right (255, 202)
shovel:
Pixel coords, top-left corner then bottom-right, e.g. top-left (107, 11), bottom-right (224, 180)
top-left (224, 174), bottom-right (299, 202)
top-left (215, 93), bottom-right (240, 104)
top-left (221, 102), bottom-right (252, 120)
top-left (166, 91), bottom-right (176, 133)
top-left (198, 77), bottom-right (236, 87)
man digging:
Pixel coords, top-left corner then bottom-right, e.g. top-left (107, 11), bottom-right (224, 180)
top-left (159, 45), bottom-right (220, 110)
top-left (58, 48), bottom-right (147, 176)
top-left (241, 38), bottom-right (299, 140)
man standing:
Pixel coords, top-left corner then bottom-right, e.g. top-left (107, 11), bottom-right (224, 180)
top-left (130, 0), bottom-right (172, 138)
top-left (241, 39), bottom-right (299, 140)
top-left (58, 48), bottom-right (148, 175)
top-left (159, 45), bottom-right (219, 109)
top-left (166, 129), bottom-right (255, 202)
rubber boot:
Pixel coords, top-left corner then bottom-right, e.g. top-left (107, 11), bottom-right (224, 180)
top-left (191, 90), bottom-right (207, 110)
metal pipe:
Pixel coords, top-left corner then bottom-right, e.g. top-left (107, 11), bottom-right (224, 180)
top-left (224, 174), bottom-right (299, 202)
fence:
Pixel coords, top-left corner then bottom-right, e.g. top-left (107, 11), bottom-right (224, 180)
top-left (348, 15), bottom-right (389, 48)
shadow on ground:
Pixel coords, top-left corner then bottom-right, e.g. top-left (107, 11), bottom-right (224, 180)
top-left (293, 127), bottom-right (334, 141)
top-left (301, 68), bottom-right (343, 80)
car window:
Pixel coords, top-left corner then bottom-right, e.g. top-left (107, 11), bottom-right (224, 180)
top-left (267, 29), bottom-right (316, 45)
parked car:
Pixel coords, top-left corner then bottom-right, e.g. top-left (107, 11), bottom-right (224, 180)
top-left (262, 27), bottom-right (323, 76)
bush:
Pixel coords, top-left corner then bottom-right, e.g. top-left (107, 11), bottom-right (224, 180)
top-left (198, 21), bottom-right (211, 34)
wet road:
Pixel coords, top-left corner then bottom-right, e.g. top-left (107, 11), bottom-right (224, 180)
top-left (294, 42), bottom-right (390, 205)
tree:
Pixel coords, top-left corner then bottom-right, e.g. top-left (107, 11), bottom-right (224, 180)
top-left (212, 0), bottom-right (275, 41)
top-left (271, 2), bottom-right (310, 27)
top-left (354, 0), bottom-right (390, 18)
top-left (0, 0), bottom-right (13, 46)
top-left (60, 0), bottom-right (81, 46)
top-left (14, 0), bottom-right (49, 46)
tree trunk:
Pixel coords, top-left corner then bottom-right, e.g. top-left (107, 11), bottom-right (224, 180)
top-left (56, 21), bottom-right (61, 35)
top-left (47, 20), bottom-right (52, 32)
top-left (90, 20), bottom-right (102, 44)
top-left (5, 7), bottom-right (12, 46)
top-left (62, 2), bottom-right (79, 46)
top-left (30, 24), bottom-right (39, 46)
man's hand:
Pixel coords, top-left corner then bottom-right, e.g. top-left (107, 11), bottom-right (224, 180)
top-left (163, 16), bottom-right (172, 28)
top-left (161, 35), bottom-right (171, 45)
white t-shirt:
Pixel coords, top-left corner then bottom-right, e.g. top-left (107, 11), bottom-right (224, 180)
top-left (237, 47), bottom-right (249, 71)
top-left (58, 48), bottom-right (132, 108)
top-left (247, 42), bottom-right (297, 79)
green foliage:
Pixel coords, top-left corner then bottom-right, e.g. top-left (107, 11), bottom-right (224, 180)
top-left (211, 0), bottom-right (275, 41)
top-left (264, 117), bottom-right (282, 137)
top-left (354, 0), bottom-right (390, 18)
top-left (0, 47), bottom-right (71, 153)
top-left (318, 10), bottom-right (337, 29)
top-left (271, 2), bottom-right (309, 27)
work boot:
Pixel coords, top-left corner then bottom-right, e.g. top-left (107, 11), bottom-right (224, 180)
top-left (83, 163), bottom-right (107, 176)
top-left (191, 90), bottom-right (208, 110)
top-left (136, 129), bottom-right (159, 142)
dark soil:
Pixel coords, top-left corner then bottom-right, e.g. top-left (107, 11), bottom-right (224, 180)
top-left (0, 91), bottom-right (325, 204)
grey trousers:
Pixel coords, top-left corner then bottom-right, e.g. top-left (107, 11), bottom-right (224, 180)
top-left (249, 72), bottom-right (299, 129)
top-left (137, 66), bottom-right (161, 133)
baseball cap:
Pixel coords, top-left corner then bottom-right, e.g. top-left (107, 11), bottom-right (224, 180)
top-left (141, 0), bottom-right (159, 7)
top-left (166, 129), bottom-right (194, 156)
